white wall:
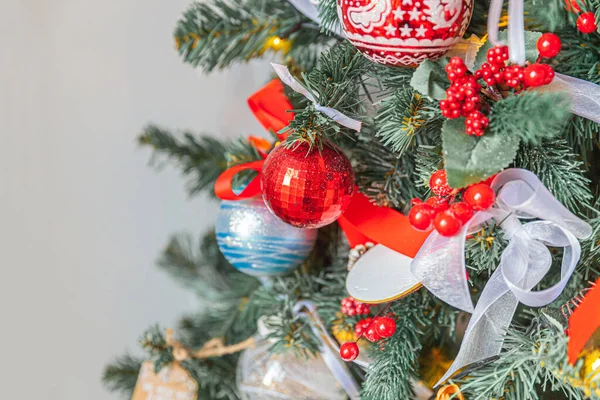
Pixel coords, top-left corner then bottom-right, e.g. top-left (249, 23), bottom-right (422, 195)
top-left (1, 1), bottom-right (271, 398)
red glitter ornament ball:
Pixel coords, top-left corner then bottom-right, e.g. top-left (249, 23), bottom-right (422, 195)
top-left (337, 0), bottom-right (474, 67)
top-left (261, 142), bottom-right (355, 229)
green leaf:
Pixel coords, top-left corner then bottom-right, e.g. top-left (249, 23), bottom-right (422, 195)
top-left (442, 118), bottom-right (520, 188)
top-left (474, 30), bottom-right (543, 70)
top-left (409, 59), bottom-right (450, 100)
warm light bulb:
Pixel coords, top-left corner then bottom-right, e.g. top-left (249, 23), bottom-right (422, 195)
top-left (592, 357), bottom-right (600, 371)
top-left (272, 37), bottom-right (282, 46)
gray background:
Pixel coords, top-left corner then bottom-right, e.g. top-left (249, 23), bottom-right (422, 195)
top-left (1, 0), bottom-right (272, 398)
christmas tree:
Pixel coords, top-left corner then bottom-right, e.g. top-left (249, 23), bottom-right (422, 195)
top-left (103, 0), bottom-right (600, 399)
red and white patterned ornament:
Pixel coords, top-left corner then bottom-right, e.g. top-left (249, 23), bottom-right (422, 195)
top-left (337, 0), bottom-right (474, 67)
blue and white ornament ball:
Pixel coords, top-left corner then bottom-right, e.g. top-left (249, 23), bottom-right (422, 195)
top-left (216, 197), bottom-right (318, 277)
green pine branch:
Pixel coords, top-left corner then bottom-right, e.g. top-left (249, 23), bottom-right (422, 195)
top-left (565, 115), bottom-right (600, 159)
top-left (317, 0), bottom-right (341, 35)
top-left (102, 354), bottom-right (144, 398)
top-left (175, 0), bottom-right (333, 72)
top-left (139, 125), bottom-right (261, 198)
top-left (354, 127), bottom-right (424, 210)
top-left (284, 42), bottom-right (371, 148)
top-left (361, 292), bottom-right (433, 400)
top-left (489, 91), bottom-right (572, 145)
top-left (157, 231), bottom-right (259, 302)
top-left (514, 139), bottom-right (593, 213)
top-left (458, 321), bottom-right (587, 400)
top-left (376, 88), bottom-right (444, 157)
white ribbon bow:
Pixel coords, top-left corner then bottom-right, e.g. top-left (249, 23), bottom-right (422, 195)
top-left (271, 63), bottom-right (362, 132)
top-left (410, 169), bottom-right (592, 385)
top-left (293, 300), bottom-right (362, 399)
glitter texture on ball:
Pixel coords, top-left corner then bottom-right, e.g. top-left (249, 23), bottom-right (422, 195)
top-left (261, 142), bottom-right (355, 229)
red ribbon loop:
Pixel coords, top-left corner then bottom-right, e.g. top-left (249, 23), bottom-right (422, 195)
top-left (339, 193), bottom-right (430, 258)
top-left (247, 79), bottom-right (293, 140)
top-left (213, 160), bottom-right (264, 200)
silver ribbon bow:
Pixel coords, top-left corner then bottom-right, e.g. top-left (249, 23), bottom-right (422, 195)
top-left (271, 63), bottom-right (362, 132)
top-left (293, 300), bottom-right (362, 399)
top-left (410, 169), bottom-right (592, 385)
top-left (487, 0), bottom-right (600, 123)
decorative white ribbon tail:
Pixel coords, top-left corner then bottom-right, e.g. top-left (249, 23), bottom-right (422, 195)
top-left (487, 0), bottom-right (526, 64)
top-left (270, 63), bottom-right (362, 132)
top-left (287, 0), bottom-right (345, 37)
top-left (410, 169), bottom-right (592, 386)
top-left (293, 300), bottom-right (362, 400)
top-left (536, 72), bottom-right (600, 124)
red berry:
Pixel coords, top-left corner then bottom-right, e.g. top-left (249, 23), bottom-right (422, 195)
top-left (425, 196), bottom-right (450, 212)
top-left (410, 198), bottom-right (423, 206)
top-left (429, 170), bottom-right (452, 196)
top-left (409, 203), bottom-right (435, 231)
top-left (340, 342), bottom-right (359, 361)
top-left (541, 64), bottom-right (555, 84)
top-left (537, 33), bottom-right (562, 58)
top-left (449, 57), bottom-right (465, 66)
top-left (364, 324), bottom-right (381, 342)
top-left (463, 184), bottom-right (496, 211)
top-left (374, 317), bottom-right (397, 338)
top-left (524, 64), bottom-right (548, 87)
top-left (450, 202), bottom-right (474, 224)
top-left (577, 12), bottom-right (597, 34)
top-left (354, 318), bottom-right (372, 337)
top-left (434, 210), bottom-right (463, 237)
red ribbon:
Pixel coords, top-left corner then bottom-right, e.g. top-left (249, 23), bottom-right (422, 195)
top-left (568, 278), bottom-right (600, 364)
top-left (215, 79), bottom-right (430, 260)
top-left (338, 192), bottom-right (430, 258)
top-left (247, 79), bottom-right (293, 140)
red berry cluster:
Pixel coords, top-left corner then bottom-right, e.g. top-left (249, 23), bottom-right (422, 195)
top-left (339, 316), bottom-right (397, 361)
top-left (340, 297), bottom-right (371, 316)
top-left (440, 57), bottom-right (489, 137)
top-left (440, 59), bottom-right (482, 117)
top-left (475, 45), bottom-right (556, 91)
top-left (409, 170), bottom-right (496, 237)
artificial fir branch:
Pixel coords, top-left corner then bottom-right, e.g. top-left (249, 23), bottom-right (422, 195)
top-left (175, 0), bottom-right (334, 72)
top-left (182, 358), bottom-right (240, 400)
top-left (458, 321), bottom-right (588, 400)
top-left (465, 222), bottom-right (507, 276)
top-left (139, 126), bottom-right (261, 198)
top-left (157, 231), bottom-right (259, 301)
top-left (102, 354), bottom-right (144, 398)
top-left (566, 115), bottom-right (600, 160)
top-left (354, 128), bottom-right (424, 210)
top-left (284, 42), bottom-right (371, 147)
top-left (317, 0), bottom-right (341, 35)
top-left (376, 88), bottom-right (443, 156)
top-left (361, 292), bottom-right (432, 400)
top-left (414, 142), bottom-right (444, 191)
top-left (489, 91), bottom-right (572, 145)
top-left (514, 139), bottom-right (593, 213)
